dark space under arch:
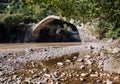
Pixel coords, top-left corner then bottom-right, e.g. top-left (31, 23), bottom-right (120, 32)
top-left (35, 19), bottom-right (81, 42)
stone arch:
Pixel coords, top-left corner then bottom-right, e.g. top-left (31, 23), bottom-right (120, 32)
top-left (33, 15), bottom-right (81, 42)
top-left (33, 15), bottom-right (60, 38)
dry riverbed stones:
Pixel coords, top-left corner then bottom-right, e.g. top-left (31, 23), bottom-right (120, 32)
top-left (0, 44), bottom-right (120, 84)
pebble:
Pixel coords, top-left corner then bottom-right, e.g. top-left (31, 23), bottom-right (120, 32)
top-left (73, 56), bottom-right (77, 60)
top-left (90, 73), bottom-right (98, 77)
top-left (112, 47), bottom-right (120, 53)
top-left (84, 55), bottom-right (91, 59)
top-left (53, 72), bottom-right (59, 78)
top-left (60, 72), bottom-right (66, 78)
top-left (80, 65), bottom-right (85, 69)
top-left (77, 58), bottom-right (84, 62)
top-left (108, 38), bottom-right (113, 43)
top-left (43, 68), bottom-right (49, 73)
top-left (65, 60), bottom-right (71, 64)
top-left (47, 79), bottom-right (54, 84)
top-left (86, 59), bottom-right (93, 65)
top-left (0, 71), bottom-right (4, 76)
top-left (81, 73), bottom-right (89, 77)
top-left (57, 62), bottom-right (64, 66)
top-left (80, 77), bottom-right (85, 82)
top-left (25, 77), bottom-right (31, 83)
top-left (96, 80), bottom-right (102, 83)
top-left (16, 79), bottom-right (22, 84)
top-left (12, 75), bottom-right (17, 79)
top-left (0, 53), bottom-right (6, 58)
top-left (99, 61), bottom-right (103, 66)
top-left (44, 74), bottom-right (51, 78)
top-left (76, 74), bottom-right (79, 77)
top-left (106, 79), bottom-right (112, 84)
top-left (114, 76), bottom-right (120, 81)
top-left (92, 50), bottom-right (99, 55)
top-left (89, 69), bottom-right (93, 73)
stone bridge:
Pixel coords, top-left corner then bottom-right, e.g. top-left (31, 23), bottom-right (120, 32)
top-left (25, 15), bottom-right (81, 42)
top-left (24, 15), bottom-right (96, 42)
top-left (32, 15), bottom-right (81, 38)
top-left (32, 15), bottom-right (61, 38)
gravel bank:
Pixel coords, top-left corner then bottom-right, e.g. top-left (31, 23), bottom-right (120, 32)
top-left (0, 42), bottom-right (120, 84)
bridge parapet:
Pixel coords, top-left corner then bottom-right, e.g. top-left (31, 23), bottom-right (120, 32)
top-left (33, 15), bottom-right (61, 38)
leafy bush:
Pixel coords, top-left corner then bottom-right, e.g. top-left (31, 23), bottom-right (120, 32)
top-left (2, 14), bottom-right (24, 28)
top-left (0, 3), bottom-right (7, 10)
top-left (0, 0), bottom-right (120, 39)
top-left (23, 16), bottom-right (35, 24)
top-left (105, 23), bottom-right (120, 39)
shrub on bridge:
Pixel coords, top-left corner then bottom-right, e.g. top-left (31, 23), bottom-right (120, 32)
top-left (2, 14), bottom-right (24, 28)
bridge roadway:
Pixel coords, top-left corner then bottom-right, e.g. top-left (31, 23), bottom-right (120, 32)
top-left (0, 42), bottom-right (81, 49)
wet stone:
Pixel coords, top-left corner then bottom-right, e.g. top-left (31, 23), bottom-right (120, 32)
top-left (0, 53), bottom-right (6, 58)
top-left (84, 55), bottom-right (91, 59)
top-left (65, 60), bottom-right (71, 64)
top-left (106, 79), bottom-right (112, 84)
top-left (81, 73), bottom-right (89, 77)
top-left (57, 62), bottom-right (64, 66)
top-left (80, 65), bottom-right (85, 69)
top-left (114, 76), bottom-right (120, 81)
top-left (77, 58), bottom-right (84, 62)
top-left (12, 75), bottom-right (17, 79)
top-left (80, 77), bottom-right (85, 82)
top-left (0, 71), bottom-right (4, 76)
top-left (86, 59), bottom-right (93, 65)
top-left (90, 73), bottom-right (98, 77)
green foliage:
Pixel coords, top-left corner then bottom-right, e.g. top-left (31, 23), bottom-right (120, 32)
top-left (0, 0), bottom-right (119, 39)
top-left (23, 16), bottom-right (35, 24)
top-left (0, 0), bottom-right (12, 3)
top-left (105, 23), bottom-right (120, 39)
top-left (2, 14), bottom-right (24, 28)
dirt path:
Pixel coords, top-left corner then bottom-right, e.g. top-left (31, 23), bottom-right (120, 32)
top-left (0, 42), bottom-right (81, 49)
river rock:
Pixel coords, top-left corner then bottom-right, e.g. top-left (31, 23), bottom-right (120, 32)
top-left (0, 53), bottom-right (6, 58)
top-left (16, 77), bottom-right (22, 84)
top-left (80, 77), bottom-right (85, 82)
top-left (57, 62), bottom-right (64, 66)
top-left (89, 69), bottom-right (93, 73)
top-left (0, 71), bottom-right (4, 76)
top-left (73, 56), bottom-right (77, 60)
top-left (12, 75), bottom-right (17, 79)
top-left (80, 65), bottom-right (85, 69)
top-left (77, 58), bottom-right (84, 62)
top-left (84, 55), bottom-right (91, 59)
top-left (86, 59), bottom-right (93, 65)
top-left (25, 77), bottom-right (32, 83)
top-left (90, 73), bottom-right (98, 77)
top-left (108, 38), bottom-right (113, 43)
top-left (44, 74), bottom-right (51, 78)
top-left (53, 72), bottom-right (59, 78)
top-left (92, 50), bottom-right (99, 55)
top-left (43, 68), bottom-right (49, 73)
top-left (98, 61), bottom-right (103, 66)
top-left (90, 45), bottom-right (95, 50)
top-left (65, 60), bottom-right (71, 64)
top-left (81, 73), bottom-right (89, 77)
top-left (104, 58), bottom-right (120, 74)
top-left (47, 79), bottom-right (54, 84)
top-left (96, 80), bottom-right (102, 83)
top-left (112, 47), bottom-right (120, 53)
top-left (60, 72), bottom-right (66, 78)
top-left (114, 76), bottom-right (120, 81)
top-left (106, 79), bottom-right (112, 84)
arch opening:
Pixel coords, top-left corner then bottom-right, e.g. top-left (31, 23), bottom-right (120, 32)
top-left (34, 19), bottom-right (81, 42)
